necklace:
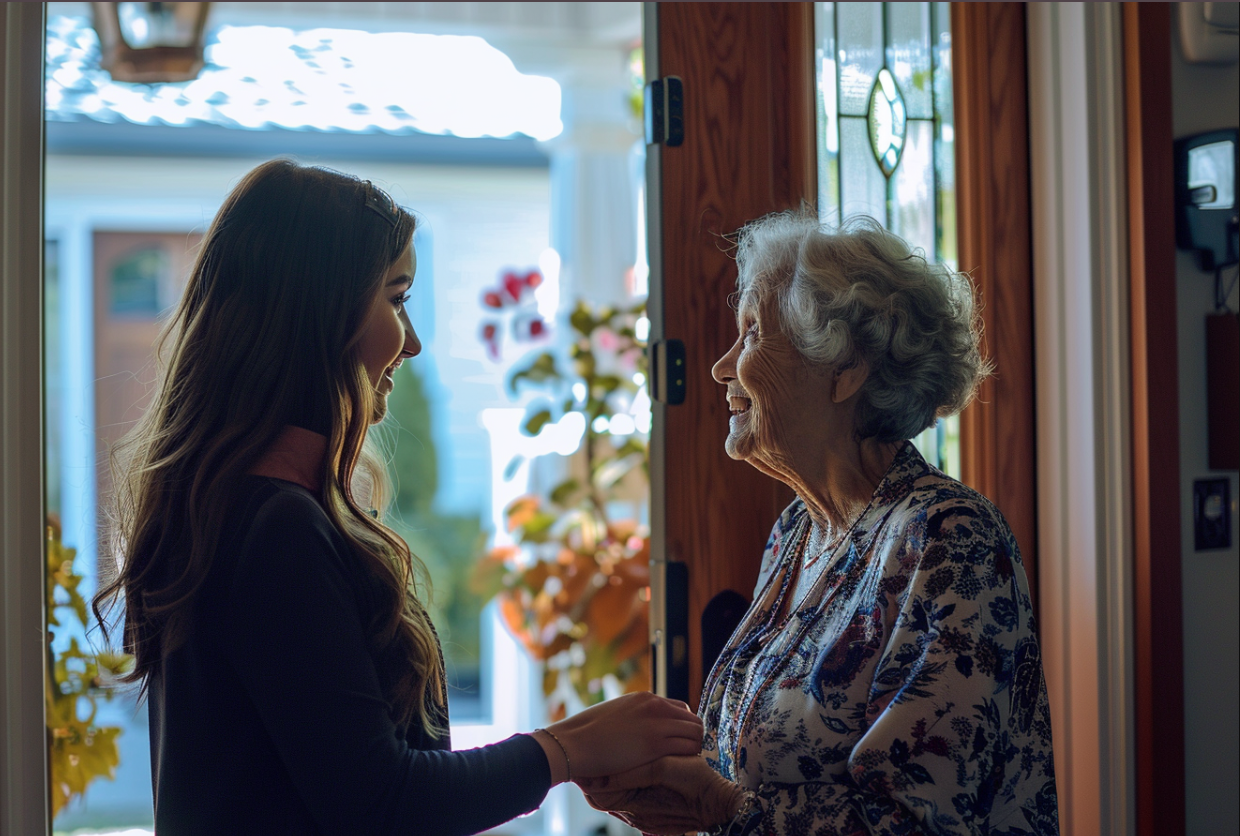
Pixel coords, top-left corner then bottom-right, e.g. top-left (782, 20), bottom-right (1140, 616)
top-left (756, 500), bottom-right (872, 647)
top-left (802, 501), bottom-right (870, 569)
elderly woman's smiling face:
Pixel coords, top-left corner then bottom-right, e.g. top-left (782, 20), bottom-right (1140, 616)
top-left (711, 298), bottom-right (836, 471)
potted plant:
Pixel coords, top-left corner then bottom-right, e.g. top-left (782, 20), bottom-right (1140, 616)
top-left (473, 300), bottom-right (651, 720)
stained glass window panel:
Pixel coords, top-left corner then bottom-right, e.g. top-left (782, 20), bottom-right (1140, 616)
top-left (886, 2), bottom-right (933, 119)
top-left (836, 3), bottom-right (884, 117)
top-left (840, 116), bottom-right (887, 220)
top-left (890, 118), bottom-right (935, 258)
top-left (932, 1), bottom-right (956, 269)
top-left (816, 2), bottom-right (840, 221)
top-left (815, 1), bottom-right (959, 479)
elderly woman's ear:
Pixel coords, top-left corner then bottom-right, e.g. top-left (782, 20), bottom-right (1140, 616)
top-left (829, 358), bottom-right (868, 404)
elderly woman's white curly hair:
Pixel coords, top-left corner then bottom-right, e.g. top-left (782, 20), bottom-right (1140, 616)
top-left (733, 211), bottom-right (991, 443)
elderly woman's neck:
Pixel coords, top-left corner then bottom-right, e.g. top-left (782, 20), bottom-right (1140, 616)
top-left (796, 436), bottom-right (902, 530)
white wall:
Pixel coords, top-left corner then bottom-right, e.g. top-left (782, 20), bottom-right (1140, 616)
top-left (1169, 12), bottom-right (1240, 836)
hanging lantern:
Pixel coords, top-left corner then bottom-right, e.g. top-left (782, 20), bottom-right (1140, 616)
top-left (91, 2), bottom-right (211, 83)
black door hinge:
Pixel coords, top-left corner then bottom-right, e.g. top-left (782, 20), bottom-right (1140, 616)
top-left (650, 339), bottom-right (687, 405)
top-left (645, 77), bottom-right (684, 147)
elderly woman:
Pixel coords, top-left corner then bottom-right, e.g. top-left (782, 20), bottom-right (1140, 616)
top-left (581, 213), bottom-right (1058, 835)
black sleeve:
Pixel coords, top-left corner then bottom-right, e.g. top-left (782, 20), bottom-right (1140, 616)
top-left (223, 491), bottom-right (551, 836)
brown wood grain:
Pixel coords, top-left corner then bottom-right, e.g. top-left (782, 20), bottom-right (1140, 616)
top-left (657, 2), bottom-right (813, 707)
top-left (1123, 4), bottom-right (1186, 835)
top-left (951, 4), bottom-right (1039, 595)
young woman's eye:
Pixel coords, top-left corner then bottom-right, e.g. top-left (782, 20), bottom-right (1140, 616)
top-left (392, 292), bottom-right (411, 309)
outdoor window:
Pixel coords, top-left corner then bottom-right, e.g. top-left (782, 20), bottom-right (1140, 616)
top-left (815, 1), bottom-right (959, 476)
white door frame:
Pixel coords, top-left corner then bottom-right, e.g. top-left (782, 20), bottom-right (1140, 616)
top-left (1028, 3), bottom-right (1136, 834)
top-left (1, 3), bottom-right (49, 835)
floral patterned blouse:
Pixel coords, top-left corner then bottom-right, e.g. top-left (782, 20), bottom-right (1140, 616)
top-left (700, 443), bottom-right (1058, 835)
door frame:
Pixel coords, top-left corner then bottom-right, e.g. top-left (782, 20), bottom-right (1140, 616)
top-left (953, 3), bottom-right (1039, 591)
top-left (1123, 4), bottom-right (1185, 834)
top-left (0, 4), bottom-right (49, 835)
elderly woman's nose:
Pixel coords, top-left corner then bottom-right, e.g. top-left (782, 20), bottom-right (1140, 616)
top-left (712, 337), bottom-right (741, 384)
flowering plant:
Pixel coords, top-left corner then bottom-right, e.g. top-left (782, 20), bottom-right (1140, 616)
top-left (473, 300), bottom-right (651, 719)
top-left (46, 516), bottom-right (133, 816)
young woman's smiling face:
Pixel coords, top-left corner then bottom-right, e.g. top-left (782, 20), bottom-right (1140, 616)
top-left (357, 242), bottom-right (421, 422)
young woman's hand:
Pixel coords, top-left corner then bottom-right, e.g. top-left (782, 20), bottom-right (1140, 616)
top-left (577, 754), bottom-right (745, 835)
top-left (539, 692), bottom-right (703, 781)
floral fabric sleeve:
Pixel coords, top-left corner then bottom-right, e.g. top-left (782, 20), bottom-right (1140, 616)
top-left (716, 500), bottom-right (1057, 836)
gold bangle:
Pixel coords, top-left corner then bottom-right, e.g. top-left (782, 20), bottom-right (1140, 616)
top-left (535, 728), bottom-right (571, 782)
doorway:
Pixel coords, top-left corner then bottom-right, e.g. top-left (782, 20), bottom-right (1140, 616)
top-left (42, 3), bottom-right (644, 834)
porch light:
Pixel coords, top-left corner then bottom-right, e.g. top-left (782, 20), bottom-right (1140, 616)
top-left (91, 2), bottom-right (211, 83)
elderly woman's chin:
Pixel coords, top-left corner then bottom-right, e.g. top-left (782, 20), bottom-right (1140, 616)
top-left (723, 412), bottom-right (756, 461)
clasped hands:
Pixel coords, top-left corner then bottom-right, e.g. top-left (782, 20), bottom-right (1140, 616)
top-left (577, 754), bottom-right (746, 836)
top-left (534, 692), bottom-right (745, 836)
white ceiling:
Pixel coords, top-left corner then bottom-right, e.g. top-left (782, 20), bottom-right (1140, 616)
top-left (49, 3), bottom-right (643, 47)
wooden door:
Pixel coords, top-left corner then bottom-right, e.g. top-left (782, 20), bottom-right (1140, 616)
top-left (646, 2), bottom-right (1038, 709)
top-left (646, 2), bottom-right (815, 707)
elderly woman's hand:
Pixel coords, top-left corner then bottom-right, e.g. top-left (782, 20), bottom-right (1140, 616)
top-left (540, 692), bottom-right (704, 783)
top-left (577, 755), bottom-right (746, 836)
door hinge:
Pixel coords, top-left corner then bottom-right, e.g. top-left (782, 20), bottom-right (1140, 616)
top-left (649, 339), bottom-right (687, 405)
top-left (645, 76), bottom-right (684, 147)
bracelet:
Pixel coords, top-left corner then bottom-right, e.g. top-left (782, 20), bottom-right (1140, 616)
top-left (534, 728), bottom-right (571, 782)
top-left (719, 789), bottom-right (761, 836)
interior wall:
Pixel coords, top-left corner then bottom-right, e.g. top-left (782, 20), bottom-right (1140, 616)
top-left (1169, 11), bottom-right (1240, 836)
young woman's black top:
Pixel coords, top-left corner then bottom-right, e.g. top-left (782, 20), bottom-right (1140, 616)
top-left (147, 476), bottom-right (551, 835)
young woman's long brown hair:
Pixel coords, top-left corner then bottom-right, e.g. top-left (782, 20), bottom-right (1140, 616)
top-left (94, 159), bottom-right (446, 735)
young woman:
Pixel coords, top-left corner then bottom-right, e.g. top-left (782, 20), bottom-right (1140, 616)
top-left (94, 160), bottom-right (702, 835)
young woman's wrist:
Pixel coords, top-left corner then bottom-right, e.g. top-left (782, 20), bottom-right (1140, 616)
top-left (531, 728), bottom-right (571, 786)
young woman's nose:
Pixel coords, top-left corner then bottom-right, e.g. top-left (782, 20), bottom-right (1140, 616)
top-left (712, 335), bottom-right (741, 384)
top-left (400, 311), bottom-right (422, 359)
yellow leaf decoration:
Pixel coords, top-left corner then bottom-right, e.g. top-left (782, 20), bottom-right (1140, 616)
top-left (45, 516), bottom-right (132, 818)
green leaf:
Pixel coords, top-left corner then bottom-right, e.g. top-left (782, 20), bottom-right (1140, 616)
top-left (594, 453), bottom-right (644, 489)
top-left (508, 352), bottom-right (562, 395)
top-left (570, 306), bottom-right (597, 337)
top-left (517, 512), bottom-right (558, 544)
top-left (574, 350), bottom-right (597, 381)
top-left (613, 438), bottom-right (647, 458)
top-left (593, 374), bottom-right (622, 395)
top-left (522, 409), bottom-right (554, 436)
top-left (549, 479), bottom-right (581, 506)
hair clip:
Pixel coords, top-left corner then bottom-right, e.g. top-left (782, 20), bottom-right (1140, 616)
top-left (363, 181), bottom-right (399, 230)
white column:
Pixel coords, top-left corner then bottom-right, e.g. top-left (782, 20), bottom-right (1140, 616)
top-left (542, 69), bottom-right (643, 310)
